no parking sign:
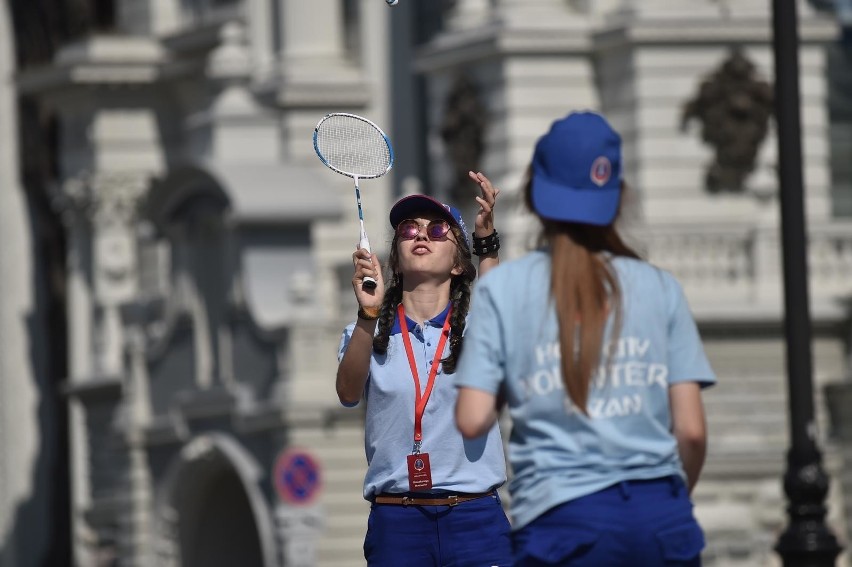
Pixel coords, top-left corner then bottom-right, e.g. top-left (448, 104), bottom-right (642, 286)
top-left (273, 448), bottom-right (322, 506)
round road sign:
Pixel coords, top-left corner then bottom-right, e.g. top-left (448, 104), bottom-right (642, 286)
top-left (273, 448), bottom-right (322, 505)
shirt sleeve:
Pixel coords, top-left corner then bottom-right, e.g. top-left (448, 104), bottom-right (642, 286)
top-left (665, 275), bottom-right (716, 388)
top-left (454, 281), bottom-right (506, 395)
top-left (337, 322), bottom-right (356, 363)
top-left (337, 322), bottom-right (364, 407)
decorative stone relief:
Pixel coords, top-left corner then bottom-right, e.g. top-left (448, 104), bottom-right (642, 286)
top-left (50, 176), bottom-right (95, 229)
top-left (51, 171), bottom-right (151, 376)
top-left (51, 171), bottom-right (148, 227)
top-left (681, 50), bottom-right (774, 194)
top-left (90, 172), bottom-right (150, 229)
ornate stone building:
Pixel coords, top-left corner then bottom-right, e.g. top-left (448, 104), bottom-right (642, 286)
top-left (0, 1), bottom-right (851, 566)
top-left (1, 0), bottom-right (388, 565)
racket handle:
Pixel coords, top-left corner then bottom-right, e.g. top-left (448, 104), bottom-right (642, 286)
top-left (359, 234), bottom-right (378, 290)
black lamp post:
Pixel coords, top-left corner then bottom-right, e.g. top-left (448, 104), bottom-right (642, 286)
top-left (772, 0), bottom-right (843, 564)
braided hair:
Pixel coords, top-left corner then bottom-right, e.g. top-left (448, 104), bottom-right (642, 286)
top-left (372, 223), bottom-right (476, 373)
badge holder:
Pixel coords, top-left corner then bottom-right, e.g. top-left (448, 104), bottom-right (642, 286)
top-left (407, 441), bottom-right (432, 491)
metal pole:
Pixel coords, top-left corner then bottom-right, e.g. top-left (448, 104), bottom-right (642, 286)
top-left (772, 0), bottom-right (842, 564)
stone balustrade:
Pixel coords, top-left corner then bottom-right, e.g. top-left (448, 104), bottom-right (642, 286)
top-left (632, 220), bottom-right (852, 318)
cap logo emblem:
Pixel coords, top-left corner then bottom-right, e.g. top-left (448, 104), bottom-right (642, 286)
top-left (590, 156), bottom-right (612, 187)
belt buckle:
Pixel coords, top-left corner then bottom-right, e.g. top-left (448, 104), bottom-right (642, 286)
top-left (401, 496), bottom-right (414, 506)
top-left (447, 495), bottom-right (459, 507)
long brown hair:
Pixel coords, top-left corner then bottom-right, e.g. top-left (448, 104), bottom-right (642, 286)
top-left (372, 220), bottom-right (476, 374)
top-left (524, 174), bottom-right (640, 413)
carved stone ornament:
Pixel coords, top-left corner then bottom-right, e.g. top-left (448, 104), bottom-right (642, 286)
top-left (440, 74), bottom-right (487, 202)
top-left (49, 176), bottom-right (94, 228)
top-left (51, 171), bottom-right (150, 229)
top-left (681, 50), bottom-right (774, 193)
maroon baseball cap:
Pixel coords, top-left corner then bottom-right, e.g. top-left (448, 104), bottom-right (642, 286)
top-left (389, 194), bottom-right (470, 248)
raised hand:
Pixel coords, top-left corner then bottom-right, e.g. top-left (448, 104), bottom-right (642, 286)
top-left (352, 248), bottom-right (384, 309)
top-left (468, 170), bottom-right (500, 237)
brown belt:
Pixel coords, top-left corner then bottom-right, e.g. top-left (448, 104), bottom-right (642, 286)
top-left (373, 491), bottom-right (495, 507)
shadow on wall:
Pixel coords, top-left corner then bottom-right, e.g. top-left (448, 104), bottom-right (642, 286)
top-left (0, 191), bottom-right (70, 564)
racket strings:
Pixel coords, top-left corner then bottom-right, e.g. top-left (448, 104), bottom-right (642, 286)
top-left (316, 115), bottom-right (392, 178)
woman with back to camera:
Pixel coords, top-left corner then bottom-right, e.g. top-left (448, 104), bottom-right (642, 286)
top-left (454, 111), bottom-right (715, 566)
top-left (336, 171), bottom-right (513, 566)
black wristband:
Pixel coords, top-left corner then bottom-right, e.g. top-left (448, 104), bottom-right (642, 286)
top-left (357, 306), bottom-right (380, 321)
top-left (472, 230), bottom-right (500, 256)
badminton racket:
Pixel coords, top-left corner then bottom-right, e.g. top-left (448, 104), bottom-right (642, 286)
top-left (313, 113), bottom-right (394, 290)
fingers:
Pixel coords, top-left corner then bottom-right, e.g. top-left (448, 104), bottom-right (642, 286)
top-left (474, 195), bottom-right (493, 215)
top-left (352, 247), bottom-right (381, 287)
top-left (371, 253), bottom-right (383, 275)
top-left (468, 170), bottom-right (500, 207)
top-left (352, 248), bottom-right (376, 276)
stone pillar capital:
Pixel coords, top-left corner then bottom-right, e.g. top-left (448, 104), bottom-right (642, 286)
top-left (50, 176), bottom-right (95, 229)
top-left (90, 171), bottom-right (150, 228)
top-left (51, 171), bottom-right (151, 230)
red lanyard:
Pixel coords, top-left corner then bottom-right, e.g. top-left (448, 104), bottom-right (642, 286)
top-left (398, 303), bottom-right (453, 452)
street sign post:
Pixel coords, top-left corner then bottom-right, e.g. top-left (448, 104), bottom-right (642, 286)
top-left (272, 448), bottom-right (325, 567)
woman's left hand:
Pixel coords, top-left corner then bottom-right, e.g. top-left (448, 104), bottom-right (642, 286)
top-left (469, 170), bottom-right (500, 237)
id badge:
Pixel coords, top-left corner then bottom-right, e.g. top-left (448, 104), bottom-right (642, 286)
top-left (407, 453), bottom-right (433, 491)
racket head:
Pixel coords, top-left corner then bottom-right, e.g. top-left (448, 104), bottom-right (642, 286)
top-left (313, 113), bottom-right (394, 179)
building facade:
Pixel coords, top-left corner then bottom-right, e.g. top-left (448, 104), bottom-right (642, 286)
top-left (0, 0), bottom-right (851, 566)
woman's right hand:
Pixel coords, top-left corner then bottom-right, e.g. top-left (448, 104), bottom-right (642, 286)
top-left (352, 248), bottom-right (384, 309)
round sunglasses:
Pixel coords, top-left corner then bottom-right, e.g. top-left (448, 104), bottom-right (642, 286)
top-left (396, 219), bottom-right (452, 241)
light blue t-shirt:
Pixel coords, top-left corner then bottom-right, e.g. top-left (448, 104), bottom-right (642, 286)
top-left (454, 251), bottom-right (716, 530)
top-left (338, 303), bottom-right (506, 500)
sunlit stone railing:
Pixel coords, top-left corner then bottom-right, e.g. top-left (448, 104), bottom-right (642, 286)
top-left (630, 221), bottom-right (852, 315)
top-left (808, 224), bottom-right (852, 296)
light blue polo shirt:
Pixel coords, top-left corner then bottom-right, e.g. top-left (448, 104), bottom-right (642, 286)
top-left (454, 251), bottom-right (716, 530)
top-left (338, 304), bottom-right (506, 500)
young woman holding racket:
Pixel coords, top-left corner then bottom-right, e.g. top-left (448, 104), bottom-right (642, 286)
top-left (455, 112), bottom-right (715, 566)
top-left (336, 171), bottom-right (512, 566)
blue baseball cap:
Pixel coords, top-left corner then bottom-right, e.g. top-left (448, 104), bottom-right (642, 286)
top-left (389, 194), bottom-right (471, 249)
top-left (531, 111), bottom-right (623, 226)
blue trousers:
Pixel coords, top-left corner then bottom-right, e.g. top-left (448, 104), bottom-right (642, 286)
top-left (364, 492), bottom-right (513, 566)
top-left (513, 476), bottom-right (704, 566)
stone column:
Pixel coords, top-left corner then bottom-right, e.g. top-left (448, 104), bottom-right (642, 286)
top-left (49, 181), bottom-right (97, 567)
top-left (52, 170), bottom-right (150, 567)
top-left (203, 22), bottom-right (279, 165)
top-left (33, 36), bottom-right (167, 565)
top-left (280, 0), bottom-right (346, 71)
top-left (53, 171), bottom-right (148, 381)
top-left (247, 0), bottom-right (275, 80)
top-left (89, 172), bottom-right (148, 377)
